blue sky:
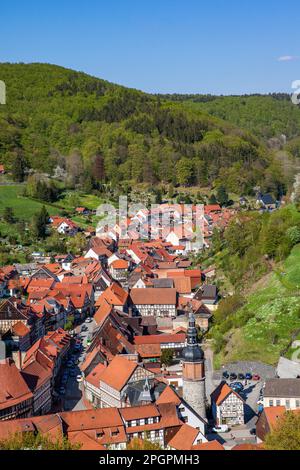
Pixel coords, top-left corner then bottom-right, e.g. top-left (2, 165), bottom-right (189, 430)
top-left (1, 0), bottom-right (300, 94)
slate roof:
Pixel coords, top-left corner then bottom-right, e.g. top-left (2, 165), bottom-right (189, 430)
top-left (264, 379), bottom-right (300, 398)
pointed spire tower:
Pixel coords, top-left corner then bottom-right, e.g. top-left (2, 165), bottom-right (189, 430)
top-left (182, 312), bottom-right (206, 419)
top-left (139, 376), bottom-right (152, 404)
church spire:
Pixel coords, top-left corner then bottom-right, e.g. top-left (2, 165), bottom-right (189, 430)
top-left (182, 312), bottom-right (204, 362)
top-left (182, 312), bottom-right (206, 420)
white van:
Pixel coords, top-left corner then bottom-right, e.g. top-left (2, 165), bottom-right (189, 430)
top-left (212, 425), bottom-right (230, 434)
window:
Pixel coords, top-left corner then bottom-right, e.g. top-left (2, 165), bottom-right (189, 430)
top-left (286, 400), bottom-right (290, 409)
top-left (276, 400), bottom-right (281, 406)
top-left (127, 421), bottom-right (132, 428)
top-left (145, 418), bottom-right (148, 425)
top-left (296, 400), bottom-right (300, 408)
top-left (269, 400), bottom-right (274, 407)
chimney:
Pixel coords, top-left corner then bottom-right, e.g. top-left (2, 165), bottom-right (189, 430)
top-left (128, 307), bottom-right (133, 318)
top-left (12, 350), bottom-right (26, 370)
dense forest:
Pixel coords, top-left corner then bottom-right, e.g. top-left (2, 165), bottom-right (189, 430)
top-left (159, 93), bottom-right (300, 141)
top-left (0, 63), bottom-right (294, 196)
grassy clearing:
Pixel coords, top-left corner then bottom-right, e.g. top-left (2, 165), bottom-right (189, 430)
top-left (215, 245), bottom-right (300, 366)
top-left (0, 185), bottom-right (58, 219)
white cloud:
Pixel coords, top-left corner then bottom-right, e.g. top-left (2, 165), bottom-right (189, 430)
top-left (277, 55), bottom-right (299, 62)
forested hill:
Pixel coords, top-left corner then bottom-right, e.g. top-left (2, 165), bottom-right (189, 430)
top-left (0, 63), bottom-right (291, 194)
top-left (158, 93), bottom-right (300, 142)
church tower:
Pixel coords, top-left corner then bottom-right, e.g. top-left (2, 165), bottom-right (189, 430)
top-left (182, 312), bottom-right (206, 419)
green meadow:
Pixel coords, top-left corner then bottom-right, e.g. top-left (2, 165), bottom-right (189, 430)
top-left (214, 245), bottom-right (300, 367)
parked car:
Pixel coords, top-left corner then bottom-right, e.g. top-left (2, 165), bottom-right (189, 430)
top-left (61, 377), bottom-right (68, 386)
top-left (252, 374), bottom-right (261, 381)
top-left (231, 382), bottom-right (244, 392)
top-left (250, 428), bottom-right (256, 436)
top-left (66, 360), bottom-right (74, 368)
top-left (70, 369), bottom-right (77, 377)
top-left (212, 425), bottom-right (229, 434)
top-left (222, 371), bottom-right (229, 379)
top-left (229, 373), bottom-right (237, 381)
top-left (81, 325), bottom-right (88, 332)
top-left (59, 387), bottom-right (66, 395)
top-left (245, 373), bottom-right (253, 380)
top-left (238, 373), bottom-right (245, 380)
top-left (76, 374), bottom-right (84, 383)
top-left (85, 317), bottom-right (93, 323)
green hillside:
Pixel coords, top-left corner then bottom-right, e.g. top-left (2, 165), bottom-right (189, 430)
top-left (159, 93), bottom-right (300, 141)
top-left (0, 63), bottom-right (288, 195)
top-left (213, 245), bottom-right (300, 367)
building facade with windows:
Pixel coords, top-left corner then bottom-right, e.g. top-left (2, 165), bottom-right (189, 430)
top-left (263, 379), bottom-right (300, 410)
top-left (211, 382), bottom-right (244, 426)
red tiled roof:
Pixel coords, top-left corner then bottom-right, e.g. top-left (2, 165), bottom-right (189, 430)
top-left (111, 259), bottom-right (129, 269)
top-left (11, 321), bottom-right (30, 337)
top-left (172, 277), bottom-right (192, 294)
top-left (61, 408), bottom-right (123, 431)
top-left (96, 283), bottom-right (128, 307)
top-left (120, 404), bottom-right (160, 421)
top-left (156, 386), bottom-right (181, 406)
top-left (168, 424), bottom-right (200, 450)
top-left (68, 431), bottom-right (105, 450)
top-left (99, 356), bottom-right (138, 391)
top-left (94, 300), bottom-right (113, 325)
top-left (134, 333), bottom-right (185, 345)
top-left (130, 288), bottom-right (176, 305)
top-left (192, 440), bottom-right (225, 450)
top-left (211, 382), bottom-right (244, 406)
top-left (0, 359), bottom-right (33, 411)
top-left (85, 362), bottom-right (106, 388)
top-left (136, 343), bottom-right (161, 358)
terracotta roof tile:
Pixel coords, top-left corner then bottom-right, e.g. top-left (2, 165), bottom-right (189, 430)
top-left (130, 288), bottom-right (176, 305)
top-left (168, 423), bottom-right (199, 450)
top-left (192, 440), bottom-right (225, 450)
top-left (99, 356), bottom-right (138, 391)
top-left (0, 359), bottom-right (33, 411)
top-left (156, 386), bottom-right (181, 406)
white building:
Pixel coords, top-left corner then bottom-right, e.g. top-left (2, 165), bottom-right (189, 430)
top-left (263, 379), bottom-right (300, 410)
top-left (211, 382), bottom-right (245, 426)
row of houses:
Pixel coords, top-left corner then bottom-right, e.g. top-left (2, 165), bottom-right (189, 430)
top-left (0, 328), bottom-right (71, 420)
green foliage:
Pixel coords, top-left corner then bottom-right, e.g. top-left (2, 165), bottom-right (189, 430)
top-left (211, 244), bottom-right (300, 365)
top-left (25, 174), bottom-right (60, 202)
top-left (30, 205), bottom-right (49, 239)
top-left (0, 431), bottom-right (81, 450)
top-left (126, 437), bottom-right (162, 450)
top-left (65, 315), bottom-right (75, 331)
top-left (161, 349), bottom-right (174, 367)
top-left (220, 206), bottom-right (300, 286)
top-left (3, 206), bottom-right (15, 224)
top-left (163, 93), bottom-right (300, 141)
top-left (11, 153), bottom-right (27, 182)
top-left (67, 233), bottom-right (87, 255)
top-left (0, 63), bottom-right (285, 193)
top-left (286, 226), bottom-right (300, 246)
top-left (216, 185), bottom-right (229, 206)
top-left (214, 294), bottom-right (246, 324)
top-left (265, 412), bottom-right (300, 450)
